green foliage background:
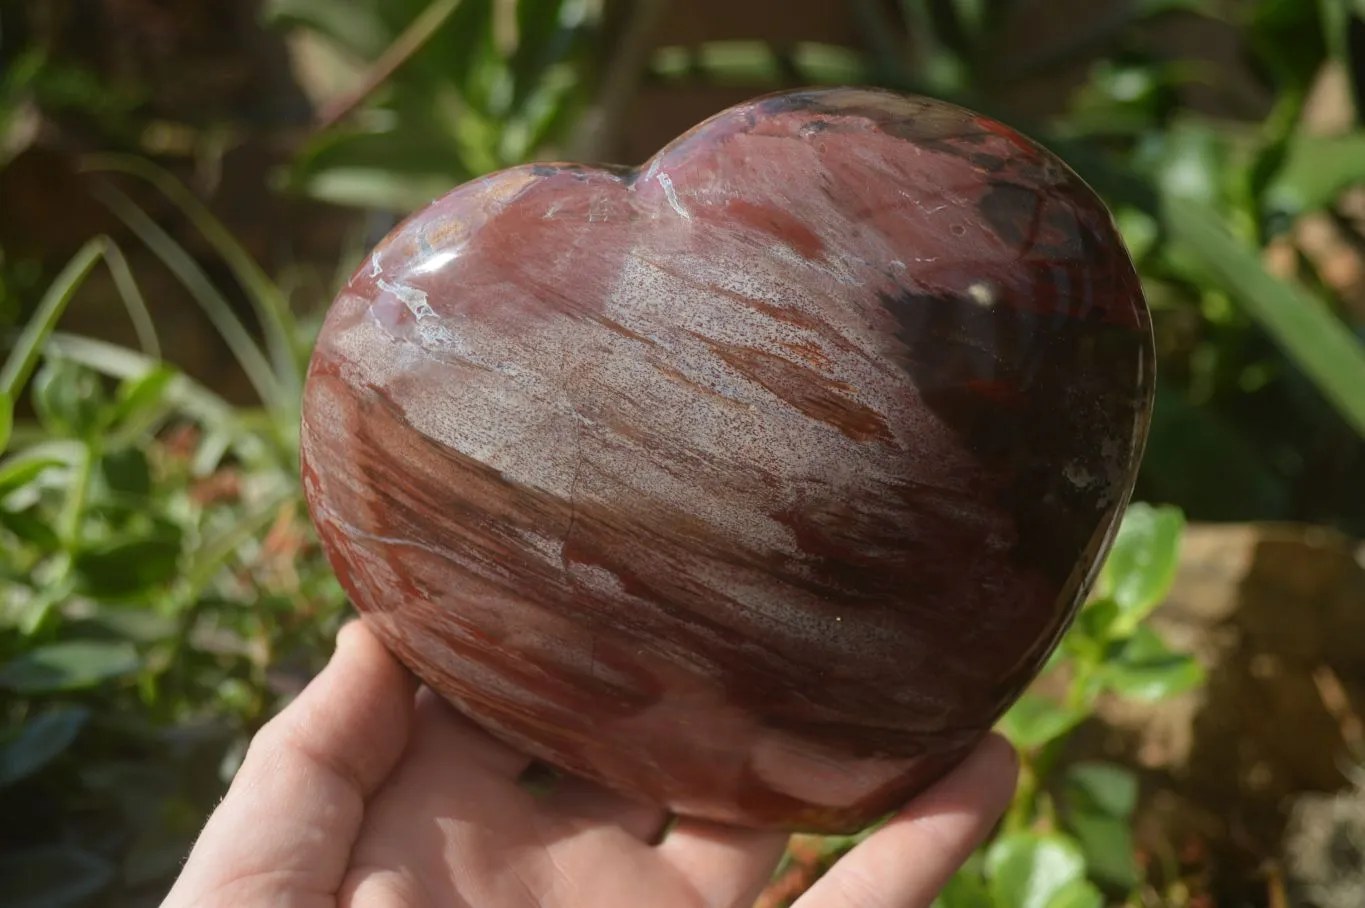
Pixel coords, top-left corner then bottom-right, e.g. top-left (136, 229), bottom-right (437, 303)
top-left (2, 0), bottom-right (1364, 905)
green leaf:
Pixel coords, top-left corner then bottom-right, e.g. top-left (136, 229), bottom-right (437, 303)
top-left (109, 364), bottom-right (177, 428)
top-left (1044, 879), bottom-right (1106, 908)
top-left (0, 847), bottom-right (116, 908)
top-left (0, 390), bottom-right (11, 451)
top-left (1132, 0), bottom-right (1207, 16)
top-left (1071, 598), bottom-right (1121, 648)
top-left (0, 706), bottom-right (91, 786)
top-left (285, 120), bottom-right (469, 211)
top-left (933, 862), bottom-right (992, 908)
top-left (0, 455), bottom-right (67, 497)
top-left (510, 0), bottom-right (573, 106)
top-left (985, 832), bottom-right (1088, 908)
top-left (997, 694), bottom-right (1088, 750)
top-left (32, 360), bottom-right (108, 439)
top-left (1099, 503), bottom-right (1185, 633)
top-left (1061, 764), bottom-right (1143, 886)
top-left (296, 166), bottom-right (459, 212)
top-left (263, 0), bottom-right (392, 58)
top-left (182, 485), bottom-right (293, 596)
top-left (42, 334), bottom-right (240, 435)
top-left (73, 533), bottom-right (183, 599)
top-left (0, 506), bottom-right (64, 551)
top-left (1101, 626), bottom-right (1205, 702)
top-left (1066, 810), bottom-right (1139, 890)
top-left (99, 446), bottom-right (152, 497)
top-left (82, 604), bottom-right (178, 643)
top-left (418, 0), bottom-right (497, 113)
top-left (791, 42), bottom-right (872, 84)
top-left (1248, 0), bottom-right (1329, 92)
top-left (1264, 132), bottom-right (1365, 216)
top-left (0, 640), bottom-right (140, 693)
top-left (1064, 761), bottom-right (1138, 818)
top-left (1162, 194), bottom-right (1365, 440)
top-left (1149, 120), bottom-right (1228, 207)
top-left (1114, 207), bottom-right (1158, 261)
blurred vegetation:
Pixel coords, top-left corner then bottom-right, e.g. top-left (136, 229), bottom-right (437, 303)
top-left (1, 0), bottom-right (1364, 905)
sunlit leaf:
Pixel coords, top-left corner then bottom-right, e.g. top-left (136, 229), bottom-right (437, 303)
top-left (1066, 809), bottom-right (1139, 890)
top-left (1071, 597), bottom-right (1121, 646)
top-left (1100, 626), bottom-right (1205, 702)
top-left (263, 0), bottom-right (392, 58)
top-left (1064, 764), bottom-right (1141, 888)
top-left (1064, 761), bottom-right (1139, 818)
top-left (43, 334), bottom-right (239, 432)
top-left (997, 694), bottom-right (1088, 750)
top-left (1162, 195), bottom-right (1365, 439)
top-left (1264, 132), bottom-right (1365, 216)
top-left (985, 832), bottom-right (1090, 908)
top-left (291, 165), bottom-right (457, 213)
top-left (108, 364), bottom-right (178, 429)
top-left (1098, 503), bottom-right (1185, 632)
top-left (31, 360), bottom-right (108, 439)
top-left (1044, 879), bottom-right (1106, 908)
top-left (1148, 120), bottom-right (1228, 206)
top-left (933, 858), bottom-right (992, 908)
top-left (0, 454), bottom-right (66, 497)
top-left (0, 390), bottom-right (11, 451)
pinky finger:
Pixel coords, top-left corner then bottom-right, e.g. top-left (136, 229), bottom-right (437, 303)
top-left (794, 734), bottom-right (1018, 908)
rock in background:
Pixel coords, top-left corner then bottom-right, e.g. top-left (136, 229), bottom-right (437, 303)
top-left (1060, 523), bottom-right (1365, 900)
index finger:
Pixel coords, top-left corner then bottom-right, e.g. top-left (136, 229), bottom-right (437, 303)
top-left (794, 734), bottom-right (1018, 908)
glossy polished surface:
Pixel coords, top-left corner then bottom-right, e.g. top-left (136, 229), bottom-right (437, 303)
top-left (300, 87), bottom-right (1155, 833)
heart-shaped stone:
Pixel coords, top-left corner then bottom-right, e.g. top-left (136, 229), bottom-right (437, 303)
top-left (301, 87), bottom-right (1154, 833)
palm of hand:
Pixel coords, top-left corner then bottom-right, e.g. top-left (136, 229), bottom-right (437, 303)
top-left (345, 690), bottom-right (786, 907)
top-left (162, 624), bottom-right (1016, 908)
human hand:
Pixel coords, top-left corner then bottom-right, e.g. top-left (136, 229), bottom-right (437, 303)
top-left (162, 621), bottom-right (1018, 908)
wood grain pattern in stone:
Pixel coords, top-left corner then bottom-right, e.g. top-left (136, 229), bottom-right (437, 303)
top-left (300, 86), bottom-right (1155, 833)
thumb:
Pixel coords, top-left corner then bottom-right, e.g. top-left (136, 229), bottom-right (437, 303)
top-left (163, 620), bottom-right (417, 906)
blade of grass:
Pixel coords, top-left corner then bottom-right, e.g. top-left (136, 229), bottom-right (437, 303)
top-left (0, 239), bottom-right (105, 402)
top-left (43, 333), bottom-right (234, 425)
top-left (0, 391), bottom-right (11, 451)
top-left (1163, 194), bottom-right (1365, 438)
top-left (180, 484), bottom-right (295, 601)
top-left (41, 333), bottom-right (285, 472)
top-left (100, 238), bottom-right (161, 360)
top-left (313, 0), bottom-right (468, 130)
top-left (82, 155), bottom-right (301, 396)
top-left (88, 183), bottom-right (287, 418)
top-left (1, 237), bottom-right (162, 414)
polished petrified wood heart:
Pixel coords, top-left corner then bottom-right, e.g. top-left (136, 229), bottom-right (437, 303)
top-left (300, 87), bottom-right (1154, 833)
